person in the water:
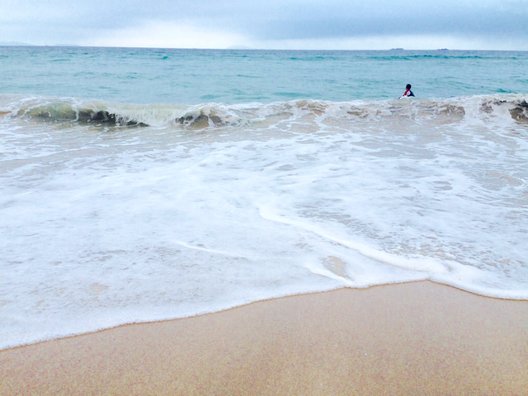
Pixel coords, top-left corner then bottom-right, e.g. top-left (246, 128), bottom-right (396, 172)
top-left (401, 83), bottom-right (415, 98)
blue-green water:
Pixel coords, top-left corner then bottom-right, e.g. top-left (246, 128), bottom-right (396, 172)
top-left (1, 46), bottom-right (527, 104)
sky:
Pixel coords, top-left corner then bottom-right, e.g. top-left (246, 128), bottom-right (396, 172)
top-left (1, 0), bottom-right (527, 50)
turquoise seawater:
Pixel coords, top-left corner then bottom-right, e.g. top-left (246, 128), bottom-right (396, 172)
top-left (1, 46), bottom-right (527, 103)
top-left (1, 46), bottom-right (527, 348)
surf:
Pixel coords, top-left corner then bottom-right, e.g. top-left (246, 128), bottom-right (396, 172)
top-left (1, 90), bottom-right (527, 350)
top-left (1, 93), bottom-right (527, 130)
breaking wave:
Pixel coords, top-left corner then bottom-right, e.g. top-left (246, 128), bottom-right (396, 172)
top-left (1, 94), bottom-right (527, 130)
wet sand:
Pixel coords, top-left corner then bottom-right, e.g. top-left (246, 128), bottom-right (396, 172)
top-left (1, 281), bottom-right (527, 395)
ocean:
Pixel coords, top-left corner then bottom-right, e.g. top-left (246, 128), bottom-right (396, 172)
top-left (1, 46), bottom-right (527, 349)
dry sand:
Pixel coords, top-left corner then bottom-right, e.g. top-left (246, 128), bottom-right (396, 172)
top-left (1, 281), bottom-right (527, 395)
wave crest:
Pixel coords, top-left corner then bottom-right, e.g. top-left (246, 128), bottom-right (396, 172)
top-left (1, 94), bottom-right (527, 130)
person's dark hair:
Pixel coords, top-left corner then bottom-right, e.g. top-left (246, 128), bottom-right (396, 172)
top-left (406, 84), bottom-right (412, 90)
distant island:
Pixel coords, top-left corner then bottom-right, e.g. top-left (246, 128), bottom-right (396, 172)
top-left (0, 41), bottom-right (31, 46)
top-left (0, 42), bottom-right (80, 47)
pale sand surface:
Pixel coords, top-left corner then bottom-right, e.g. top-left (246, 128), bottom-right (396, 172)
top-left (1, 281), bottom-right (527, 395)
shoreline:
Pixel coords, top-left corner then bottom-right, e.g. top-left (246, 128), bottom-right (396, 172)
top-left (1, 281), bottom-right (527, 394)
top-left (1, 279), bottom-right (526, 353)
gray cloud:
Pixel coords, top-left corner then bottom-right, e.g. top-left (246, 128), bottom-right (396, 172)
top-left (246, 7), bottom-right (528, 40)
top-left (1, 0), bottom-right (527, 47)
top-left (209, 1), bottom-right (528, 40)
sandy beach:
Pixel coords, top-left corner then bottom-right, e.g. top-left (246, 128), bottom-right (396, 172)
top-left (1, 281), bottom-right (527, 395)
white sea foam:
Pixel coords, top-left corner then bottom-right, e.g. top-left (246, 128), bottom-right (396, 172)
top-left (1, 94), bottom-right (527, 349)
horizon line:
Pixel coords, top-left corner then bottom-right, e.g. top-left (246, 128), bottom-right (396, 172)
top-left (1, 43), bottom-right (527, 52)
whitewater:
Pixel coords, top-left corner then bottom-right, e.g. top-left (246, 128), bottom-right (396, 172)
top-left (0, 47), bottom-right (527, 349)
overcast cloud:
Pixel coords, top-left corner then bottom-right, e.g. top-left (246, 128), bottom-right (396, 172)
top-left (1, 0), bottom-right (527, 49)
